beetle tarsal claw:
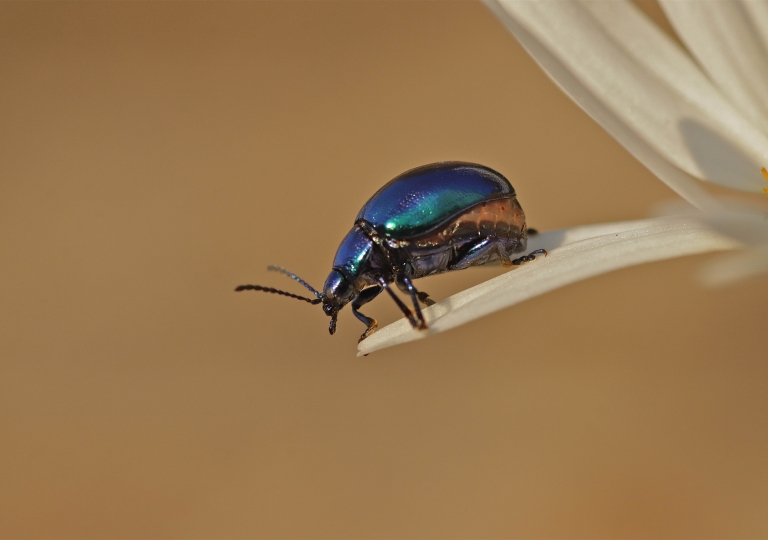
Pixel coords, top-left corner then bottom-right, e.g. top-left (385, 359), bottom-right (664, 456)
top-left (358, 320), bottom-right (378, 343)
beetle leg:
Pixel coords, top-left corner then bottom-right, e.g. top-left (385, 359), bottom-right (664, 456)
top-left (495, 241), bottom-right (515, 267)
top-left (396, 280), bottom-right (435, 307)
top-left (451, 238), bottom-right (538, 269)
top-left (351, 286), bottom-right (382, 342)
top-left (512, 248), bottom-right (548, 265)
top-left (449, 238), bottom-right (499, 270)
top-left (491, 239), bottom-right (537, 267)
top-left (396, 275), bottom-right (428, 330)
top-left (417, 291), bottom-right (436, 307)
top-left (377, 277), bottom-right (421, 330)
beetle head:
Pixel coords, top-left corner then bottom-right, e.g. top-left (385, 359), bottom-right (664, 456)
top-left (321, 269), bottom-right (356, 334)
top-left (235, 265), bottom-right (359, 337)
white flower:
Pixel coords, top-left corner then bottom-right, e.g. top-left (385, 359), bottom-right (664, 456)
top-left (358, 0), bottom-right (768, 356)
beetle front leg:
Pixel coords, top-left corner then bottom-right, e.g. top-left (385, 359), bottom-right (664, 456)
top-left (351, 286), bottom-right (382, 343)
top-left (396, 275), bottom-right (428, 330)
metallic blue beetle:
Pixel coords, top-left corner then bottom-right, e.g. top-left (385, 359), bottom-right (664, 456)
top-left (237, 162), bottom-right (544, 342)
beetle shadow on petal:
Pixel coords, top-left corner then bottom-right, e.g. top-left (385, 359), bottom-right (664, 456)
top-left (678, 117), bottom-right (765, 192)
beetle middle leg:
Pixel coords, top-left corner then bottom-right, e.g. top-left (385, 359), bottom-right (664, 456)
top-left (351, 286), bottom-right (382, 343)
top-left (396, 279), bottom-right (435, 307)
top-left (376, 277), bottom-right (422, 330)
top-left (396, 275), bottom-right (429, 330)
top-left (416, 291), bottom-right (435, 307)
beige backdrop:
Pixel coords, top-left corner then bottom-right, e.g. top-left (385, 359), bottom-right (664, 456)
top-left (1, 1), bottom-right (767, 538)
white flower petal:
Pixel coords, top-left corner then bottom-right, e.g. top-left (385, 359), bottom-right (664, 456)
top-left (357, 217), bottom-right (739, 355)
top-left (699, 248), bottom-right (768, 286)
top-left (742, 0), bottom-right (768, 48)
top-left (656, 199), bottom-right (768, 247)
top-left (655, 199), bottom-right (768, 286)
top-left (701, 206), bottom-right (768, 248)
top-left (485, 0), bottom-right (768, 197)
top-left (661, 0), bottom-right (768, 133)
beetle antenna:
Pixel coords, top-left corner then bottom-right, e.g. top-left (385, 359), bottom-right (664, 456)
top-left (267, 265), bottom-right (322, 299)
top-left (235, 284), bottom-right (322, 305)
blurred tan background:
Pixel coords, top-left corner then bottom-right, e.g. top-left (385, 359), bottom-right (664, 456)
top-left (1, 1), bottom-right (767, 537)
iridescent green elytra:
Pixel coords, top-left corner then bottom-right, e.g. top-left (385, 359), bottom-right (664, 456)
top-left (356, 162), bottom-right (514, 239)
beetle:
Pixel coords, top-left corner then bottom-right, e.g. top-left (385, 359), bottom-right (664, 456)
top-left (236, 162), bottom-right (545, 342)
